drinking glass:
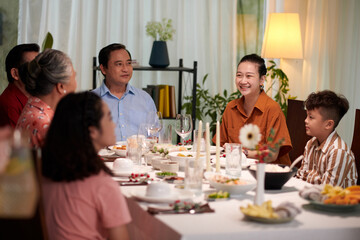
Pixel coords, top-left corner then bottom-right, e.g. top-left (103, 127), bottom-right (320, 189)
top-left (174, 114), bottom-right (193, 144)
top-left (146, 111), bottom-right (163, 136)
top-left (138, 123), bottom-right (157, 166)
top-left (225, 143), bottom-right (242, 177)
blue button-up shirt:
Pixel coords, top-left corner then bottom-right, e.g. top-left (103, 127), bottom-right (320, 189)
top-left (93, 81), bottom-right (157, 141)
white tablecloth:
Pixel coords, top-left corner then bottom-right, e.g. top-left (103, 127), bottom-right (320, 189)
top-left (119, 170), bottom-right (360, 240)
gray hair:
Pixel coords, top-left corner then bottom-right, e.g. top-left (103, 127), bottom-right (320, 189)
top-left (19, 49), bottom-right (73, 96)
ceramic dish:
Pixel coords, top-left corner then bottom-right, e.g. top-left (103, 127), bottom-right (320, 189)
top-left (131, 189), bottom-right (194, 203)
top-left (110, 145), bottom-right (127, 157)
top-left (208, 175), bottom-right (256, 195)
top-left (98, 149), bottom-right (116, 157)
top-left (213, 155), bottom-right (255, 169)
top-left (167, 151), bottom-right (206, 170)
top-left (186, 145), bottom-right (224, 155)
top-left (307, 200), bottom-right (360, 212)
top-left (243, 213), bottom-right (294, 224)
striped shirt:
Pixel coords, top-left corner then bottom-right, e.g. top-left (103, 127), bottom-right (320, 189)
top-left (296, 131), bottom-right (357, 188)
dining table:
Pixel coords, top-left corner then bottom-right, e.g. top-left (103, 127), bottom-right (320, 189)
top-left (108, 158), bottom-right (360, 240)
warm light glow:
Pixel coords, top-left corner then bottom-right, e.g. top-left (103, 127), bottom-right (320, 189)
top-left (261, 13), bottom-right (303, 59)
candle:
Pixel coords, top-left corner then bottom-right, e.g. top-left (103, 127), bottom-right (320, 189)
top-left (205, 122), bottom-right (211, 172)
top-left (216, 121), bottom-right (220, 172)
top-left (195, 120), bottom-right (202, 165)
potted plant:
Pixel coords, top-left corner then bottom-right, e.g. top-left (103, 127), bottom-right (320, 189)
top-left (146, 18), bottom-right (175, 68)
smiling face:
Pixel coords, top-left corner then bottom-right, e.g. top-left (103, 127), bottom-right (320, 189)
top-left (235, 61), bottom-right (265, 98)
top-left (100, 49), bottom-right (133, 87)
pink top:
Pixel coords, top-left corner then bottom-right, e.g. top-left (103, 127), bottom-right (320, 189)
top-left (42, 171), bottom-right (131, 240)
top-left (16, 97), bottom-right (54, 148)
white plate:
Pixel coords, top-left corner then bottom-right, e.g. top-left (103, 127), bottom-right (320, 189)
top-left (105, 162), bottom-right (149, 177)
top-left (109, 145), bottom-right (127, 157)
top-left (98, 149), bottom-right (115, 157)
top-left (185, 145), bottom-right (224, 155)
top-left (208, 175), bottom-right (256, 195)
top-left (131, 189), bottom-right (194, 203)
top-left (212, 155), bottom-right (255, 169)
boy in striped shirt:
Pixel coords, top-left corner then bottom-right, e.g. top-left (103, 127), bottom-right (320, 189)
top-left (296, 90), bottom-right (357, 187)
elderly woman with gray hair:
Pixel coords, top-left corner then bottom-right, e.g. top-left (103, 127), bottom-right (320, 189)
top-left (16, 49), bottom-right (77, 148)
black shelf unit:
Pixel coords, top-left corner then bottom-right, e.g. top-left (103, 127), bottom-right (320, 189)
top-left (92, 58), bottom-right (198, 132)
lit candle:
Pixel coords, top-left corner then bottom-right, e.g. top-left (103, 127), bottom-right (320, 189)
top-left (195, 120), bottom-right (202, 164)
top-left (205, 122), bottom-right (211, 172)
top-left (216, 121), bottom-right (220, 172)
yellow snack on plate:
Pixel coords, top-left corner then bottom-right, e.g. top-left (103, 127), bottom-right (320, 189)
top-left (240, 201), bottom-right (279, 219)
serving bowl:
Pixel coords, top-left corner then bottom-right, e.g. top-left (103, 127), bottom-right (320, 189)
top-left (207, 174), bottom-right (256, 195)
top-left (247, 164), bottom-right (298, 190)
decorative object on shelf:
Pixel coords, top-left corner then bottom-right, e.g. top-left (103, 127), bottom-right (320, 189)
top-left (146, 18), bottom-right (175, 68)
top-left (261, 13), bottom-right (303, 117)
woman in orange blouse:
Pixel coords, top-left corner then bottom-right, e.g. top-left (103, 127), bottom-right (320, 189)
top-left (213, 54), bottom-right (292, 165)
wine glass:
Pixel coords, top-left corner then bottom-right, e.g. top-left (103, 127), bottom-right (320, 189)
top-left (174, 114), bottom-right (193, 144)
top-left (146, 111), bottom-right (163, 136)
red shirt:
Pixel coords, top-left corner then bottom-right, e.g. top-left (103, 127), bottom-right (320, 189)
top-left (16, 97), bottom-right (54, 148)
top-left (0, 83), bottom-right (28, 127)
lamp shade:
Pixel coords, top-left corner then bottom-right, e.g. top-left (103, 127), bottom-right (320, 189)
top-left (261, 13), bottom-right (303, 59)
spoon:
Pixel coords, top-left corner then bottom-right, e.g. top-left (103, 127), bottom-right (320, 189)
top-left (289, 155), bottom-right (304, 170)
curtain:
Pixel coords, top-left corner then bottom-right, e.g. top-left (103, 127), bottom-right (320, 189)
top-left (18, 0), bottom-right (237, 102)
top-left (236, 0), bottom-right (265, 62)
top-left (267, 0), bottom-right (360, 144)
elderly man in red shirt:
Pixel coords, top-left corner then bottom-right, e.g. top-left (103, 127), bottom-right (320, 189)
top-left (0, 44), bottom-right (39, 127)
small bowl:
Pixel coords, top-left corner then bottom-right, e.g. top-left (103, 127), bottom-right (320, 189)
top-left (247, 164), bottom-right (298, 190)
top-left (151, 157), bottom-right (169, 170)
top-left (113, 158), bottom-right (134, 172)
top-left (146, 182), bottom-right (171, 197)
top-left (160, 161), bottom-right (179, 173)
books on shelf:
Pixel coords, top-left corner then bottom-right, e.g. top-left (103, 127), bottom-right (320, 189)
top-left (143, 84), bottom-right (176, 118)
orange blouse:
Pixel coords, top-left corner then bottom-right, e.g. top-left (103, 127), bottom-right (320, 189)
top-left (212, 91), bottom-right (292, 165)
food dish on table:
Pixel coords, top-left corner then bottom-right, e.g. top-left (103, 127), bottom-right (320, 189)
top-left (247, 164), bottom-right (298, 190)
top-left (109, 144), bottom-right (127, 157)
top-left (131, 188), bottom-right (194, 203)
top-left (207, 174), bottom-right (256, 195)
top-left (299, 184), bottom-right (360, 212)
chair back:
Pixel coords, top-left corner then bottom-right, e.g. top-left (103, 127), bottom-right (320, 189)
top-left (286, 99), bottom-right (311, 168)
top-left (351, 109), bottom-right (360, 185)
top-left (0, 149), bottom-right (48, 240)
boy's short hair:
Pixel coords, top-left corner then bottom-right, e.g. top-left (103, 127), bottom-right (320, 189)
top-left (305, 90), bottom-right (349, 128)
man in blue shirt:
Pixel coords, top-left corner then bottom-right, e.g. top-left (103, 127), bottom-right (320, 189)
top-left (93, 43), bottom-right (157, 141)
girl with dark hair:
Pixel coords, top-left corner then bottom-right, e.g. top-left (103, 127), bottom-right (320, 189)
top-left (212, 54), bottom-right (292, 165)
top-left (16, 48), bottom-right (77, 148)
top-left (42, 92), bottom-right (131, 240)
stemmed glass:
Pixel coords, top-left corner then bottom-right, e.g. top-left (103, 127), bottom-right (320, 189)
top-left (174, 114), bottom-right (193, 144)
top-left (146, 111), bottom-right (163, 136)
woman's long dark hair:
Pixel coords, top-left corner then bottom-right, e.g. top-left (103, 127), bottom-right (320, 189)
top-left (42, 91), bottom-right (112, 182)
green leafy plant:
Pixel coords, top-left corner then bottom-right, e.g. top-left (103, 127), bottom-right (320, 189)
top-left (182, 74), bottom-right (242, 134)
top-left (41, 32), bottom-right (53, 51)
top-left (265, 60), bottom-right (296, 117)
top-left (146, 18), bottom-right (175, 41)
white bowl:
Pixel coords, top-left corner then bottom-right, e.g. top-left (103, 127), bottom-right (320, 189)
top-left (151, 157), bottom-right (169, 170)
top-left (113, 158), bottom-right (133, 172)
top-left (167, 151), bottom-right (206, 170)
top-left (160, 161), bottom-right (179, 173)
top-left (110, 144), bottom-right (127, 157)
top-left (146, 182), bottom-right (171, 197)
top-left (208, 174), bottom-right (256, 195)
